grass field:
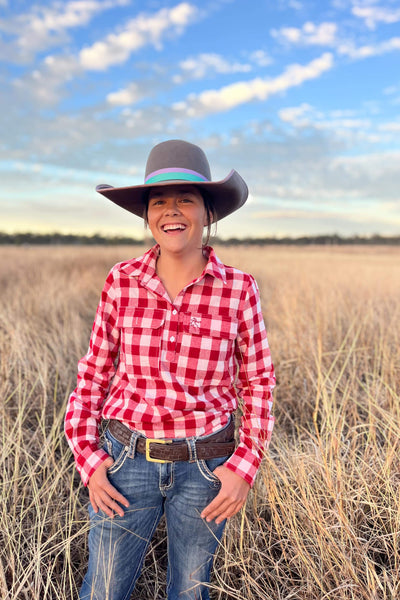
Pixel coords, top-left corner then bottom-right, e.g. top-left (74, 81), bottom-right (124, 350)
top-left (1, 244), bottom-right (399, 599)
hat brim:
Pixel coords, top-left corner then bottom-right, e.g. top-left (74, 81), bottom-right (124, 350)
top-left (96, 169), bottom-right (248, 222)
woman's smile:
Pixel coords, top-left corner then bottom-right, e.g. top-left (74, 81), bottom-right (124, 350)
top-left (147, 185), bottom-right (208, 255)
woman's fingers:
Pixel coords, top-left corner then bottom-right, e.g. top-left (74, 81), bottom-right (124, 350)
top-left (201, 466), bottom-right (250, 524)
top-left (88, 459), bottom-right (129, 518)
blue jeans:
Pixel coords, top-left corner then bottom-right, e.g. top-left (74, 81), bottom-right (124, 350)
top-left (79, 425), bottom-right (231, 600)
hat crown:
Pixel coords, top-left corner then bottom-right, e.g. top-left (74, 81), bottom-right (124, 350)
top-left (144, 139), bottom-right (211, 182)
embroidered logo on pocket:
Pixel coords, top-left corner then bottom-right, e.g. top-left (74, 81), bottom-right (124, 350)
top-left (190, 316), bottom-right (201, 330)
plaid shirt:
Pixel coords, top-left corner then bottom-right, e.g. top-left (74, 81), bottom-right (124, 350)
top-left (65, 245), bottom-right (275, 487)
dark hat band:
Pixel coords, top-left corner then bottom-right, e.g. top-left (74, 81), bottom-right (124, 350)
top-left (145, 167), bottom-right (209, 185)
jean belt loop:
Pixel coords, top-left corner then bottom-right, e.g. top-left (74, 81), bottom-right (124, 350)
top-left (127, 431), bottom-right (139, 459)
top-left (186, 437), bottom-right (197, 463)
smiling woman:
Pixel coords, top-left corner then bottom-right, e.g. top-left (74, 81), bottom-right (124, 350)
top-left (146, 185), bottom-right (211, 301)
top-left (64, 139), bottom-right (275, 600)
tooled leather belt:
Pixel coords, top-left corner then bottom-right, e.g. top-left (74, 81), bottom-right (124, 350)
top-left (107, 419), bottom-right (235, 462)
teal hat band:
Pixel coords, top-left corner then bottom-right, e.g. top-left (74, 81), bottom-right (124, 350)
top-left (145, 167), bottom-right (209, 185)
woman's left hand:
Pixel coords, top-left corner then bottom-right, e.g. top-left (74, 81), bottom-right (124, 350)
top-left (200, 466), bottom-right (250, 524)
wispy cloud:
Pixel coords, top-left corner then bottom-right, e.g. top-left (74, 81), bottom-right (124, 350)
top-left (379, 121), bottom-right (400, 132)
top-left (248, 50), bottom-right (273, 67)
top-left (172, 50), bottom-right (272, 84)
top-left (252, 205), bottom-right (400, 229)
top-left (10, 2), bottom-right (198, 106)
top-left (12, 55), bottom-right (82, 105)
top-left (107, 82), bottom-right (145, 106)
top-left (173, 53), bottom-right (333, 117)
top-left (272, 21), bottom-right (337, 46)
top-left (173, 53), bottom-right (252, 83)
top-left (79, 2), bottom-right (198, 70)
top-left (338, 36), bottom-right (400, 59)
top-left (352, 4), bottom-right (400, 29)
top-left (0, 0), bottom-right (129, 62)
top-left (278, 103), bottom-right (372, 132)
top-left (278, 103), bottom-right (315, 125)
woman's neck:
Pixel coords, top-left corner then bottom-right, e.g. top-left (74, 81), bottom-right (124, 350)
top-left (156, 248), bottom-right (207, 301)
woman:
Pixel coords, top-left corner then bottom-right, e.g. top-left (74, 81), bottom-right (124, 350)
top-left (65, 139), bottom-right (275, 600)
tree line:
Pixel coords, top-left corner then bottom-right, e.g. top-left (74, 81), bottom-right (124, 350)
top-left (1, 231), bottom-right (399, 246)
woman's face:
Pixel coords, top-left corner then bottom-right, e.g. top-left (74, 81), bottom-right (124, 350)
top-left (146, 185), bottom-right (209, 258)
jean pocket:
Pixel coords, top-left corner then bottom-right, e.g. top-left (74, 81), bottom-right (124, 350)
top-left (196, 454), bottom-right (230, 487)
top-left (103, 430), bottom-right (129, 475)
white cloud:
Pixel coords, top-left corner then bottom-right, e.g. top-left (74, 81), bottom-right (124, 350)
top-left (0, 0), bottom-right (129, 61)
top-left (277, 0), bottom-right (304, 9)
top-left (107, 82), bottom-right (143, 106)
top-left (173, 50), bottom-right (273, 84)
top-left (11, 2), bottom-right (197, 105)
top-left (352, 4), bottom-right (400, 29)
top-left (338, 36), bottom-right (400, 59)
top-left (278, 103), bottom-right (375, 140)
top-left (248, 50), bottom-right (273, 67)
top-left (288, 0), bottom-right (303, 9)
top-left (79, 2), bottom-right (197, 70)
top-left (279, 103), bottom-right (314, 124)
top-left (331, 151), bottom-right (400, 191)
top-left (252, 206), bottom-right (400, 228)
top-left (174, 53), bottom-right (334, 118)
top-left (378, 121), bottom-right (400, 132)
top-left (272, 21), bottom-right (337, 46)
top-left (175, 53), bottom-right (251, 82)
top-left (12, 55), bottom-right (82, 105)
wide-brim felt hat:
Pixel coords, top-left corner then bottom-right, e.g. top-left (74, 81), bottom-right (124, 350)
top-left (96, 139), bottom-right (248, 222)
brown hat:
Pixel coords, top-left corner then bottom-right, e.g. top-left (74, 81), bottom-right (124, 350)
top-left (96, 139), bottom-right (248, 221)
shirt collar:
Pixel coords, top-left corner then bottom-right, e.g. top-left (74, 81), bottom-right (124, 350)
top-left (202, 246), bottom-right (227, 284)
top-left (119, 244), bottom-right (227, 285)
top-left (119, 245), bottom-right (158, 286)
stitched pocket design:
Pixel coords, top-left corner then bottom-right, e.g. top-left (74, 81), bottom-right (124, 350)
top-left (196, 455), bottom-right (230, 488)
top-left (117, 307), bottom-right (165, 377)
top-left (175, 313), bottom-right (238, 386)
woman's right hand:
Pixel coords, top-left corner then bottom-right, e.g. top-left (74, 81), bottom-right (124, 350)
top-left (88, 458), bottom-right (130, 518)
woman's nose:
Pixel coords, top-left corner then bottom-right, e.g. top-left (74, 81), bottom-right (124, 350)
top-left (165, 200), bottom-right (181, 215)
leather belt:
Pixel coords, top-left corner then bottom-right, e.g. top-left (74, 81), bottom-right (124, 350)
top-left (107, 419), bottom-right (235, 463)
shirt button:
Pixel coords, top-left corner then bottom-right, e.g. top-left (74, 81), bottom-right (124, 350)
top-left (172, 309), bottom-right (177, 315)
top-left (170, 336), bottom-right (175, 342)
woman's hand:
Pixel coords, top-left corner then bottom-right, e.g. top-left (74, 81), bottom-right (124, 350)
top-left (200, 466), bottom-right (250, 524)
top-left (87, 458), bottom-right (130, 518)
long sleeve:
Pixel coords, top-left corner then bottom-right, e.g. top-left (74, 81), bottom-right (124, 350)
top-left (64, 270), bottom-right (120, 485)
top-left (224, 275), bottom-right (275, 487)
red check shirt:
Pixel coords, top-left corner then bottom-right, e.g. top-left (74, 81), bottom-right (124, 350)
top-left (65, 245), bottom-right (275, 487)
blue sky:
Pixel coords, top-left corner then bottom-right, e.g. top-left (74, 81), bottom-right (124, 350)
top-left (1, 0), bottom-right (400, 239)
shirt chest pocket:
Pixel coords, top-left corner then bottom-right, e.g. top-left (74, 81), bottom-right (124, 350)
top-left (175, 313), bottom-right (238, 387)
top-left (117, 307), bottom-right (165, 378)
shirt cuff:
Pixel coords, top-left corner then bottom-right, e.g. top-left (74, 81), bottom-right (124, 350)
top-left (224, 444), bottom-right (262, 488)
top-left (76, 447), bottom-right (110, 487)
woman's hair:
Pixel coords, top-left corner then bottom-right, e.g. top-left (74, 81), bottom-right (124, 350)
top-left (143, 187), bottom-right (217, 246)
top-left (201, 189), bottom-right (217, 246)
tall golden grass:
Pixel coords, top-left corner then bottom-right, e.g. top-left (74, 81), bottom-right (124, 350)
top-left (0, 244), bottom-right (399, 599)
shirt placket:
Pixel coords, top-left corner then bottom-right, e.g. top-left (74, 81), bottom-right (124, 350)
top-left (165, 287), bottom-right (189, 363)
top-left (164, 306), bottom-right (178, 362)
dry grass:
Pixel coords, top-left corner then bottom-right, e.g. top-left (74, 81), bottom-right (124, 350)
top-left (0, 244), bottom-right (399, 599)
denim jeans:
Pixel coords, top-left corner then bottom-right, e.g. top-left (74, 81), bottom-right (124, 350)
top-left (79, 424), bottom-right (231, 600)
